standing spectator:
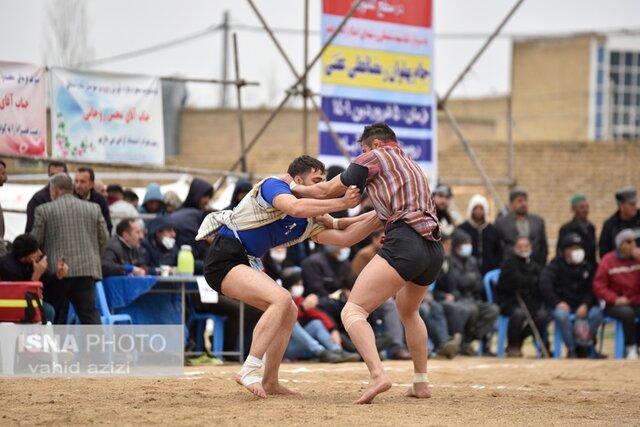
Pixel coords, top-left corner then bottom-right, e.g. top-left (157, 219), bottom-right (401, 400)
top-left (106, 184), bottom-right (124, 205)
top-left (138, 183), bottom-right (166, 219)
top-left (31, 173), bottom-right (109, 324)
top-left (163, 190), bottom-right (182, 214)
top-left (432, 184), bottom-right (460, 236)
top-left (94, 180), bottom-right (108, 199)
top-left (599, 187), bottom-right (640, 258)
top-left (445, 229), bottom-right (499, 355)
top-left (0, 159), bottom-right (7, 256)
top-left (0, 233), bottom-right (69, 322)
top-left (458, 194), bottom-right (503, 275)
top-left (496, 237), bottom-right (548, 357)
top-left (540, 233), bottom-right (603, 358)
top-left (101, 218), bottom-right (146, 277)
top-left (140, 217), bottom-right (179, 273)
top-left (557, 194), bottom-right (598, 268)
top-left (495, 188), bottom-right (548, 266)
top-left (74, 167), bottom-right (113, 235)
top-left (593, 229), bottom-right (640, 359)
top-left (225, 178), bottom-right (253, 210)
top-left (110, 189), bottom-right (141, 232)
top-left (25, 161), bottom-right (67, 232)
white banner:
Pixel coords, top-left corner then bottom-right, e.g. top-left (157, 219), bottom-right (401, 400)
top-left (0, 62), bottom-right (47, 157)
top-left (50, 68), bottom-right (164, 165)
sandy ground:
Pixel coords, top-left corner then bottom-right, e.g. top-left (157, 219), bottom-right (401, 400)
top-left (1, 353), bottom-right (639, 426)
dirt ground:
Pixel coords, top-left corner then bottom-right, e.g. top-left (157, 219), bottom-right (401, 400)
top-left (1, 353), bottom-right (639, 426)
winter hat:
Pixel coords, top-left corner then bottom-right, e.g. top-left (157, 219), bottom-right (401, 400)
top-left (451, 229), bottom-right (471, 248)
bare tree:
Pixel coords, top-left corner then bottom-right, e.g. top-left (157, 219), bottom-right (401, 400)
top-left (43, 0), bottom-right (93, 67)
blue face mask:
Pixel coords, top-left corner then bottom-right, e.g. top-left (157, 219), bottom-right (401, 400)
top-left (458, 243), bottom-right (473, 258)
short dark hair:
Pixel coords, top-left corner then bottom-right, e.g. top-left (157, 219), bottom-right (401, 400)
top-left (287, 155), bottom-right (326, 177)
top-left (122, 189), bottom-right (139, 202)
top-left (48, 161), bottom-right (67, 174)
top-left (107, 184), bottom-right (124, 195)
top-left (76, 167), bottom-right (95, 182)
top-left (358, 122), bottom-right (397, 146)
top-left (116, 218), bottom-right (136, 236)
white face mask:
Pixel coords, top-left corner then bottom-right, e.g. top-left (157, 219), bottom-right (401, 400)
top-left (290, 284), bottom-right (304, 298)
top-left (458, 243), bottom-right (472, 258)
top-left (336, 247), bottom-right (351, 262)
top-left (570, 248), bottom-right (585, 264)
top-left (518, 250), bottom-right (532, 259)
top-left (161, 236), bottom-right (176, 250)
top-left (270, 250), bottom-right (287, 263)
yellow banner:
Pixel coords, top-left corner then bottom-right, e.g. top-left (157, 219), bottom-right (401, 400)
top-left (322, 45), bottom-right (432, 94)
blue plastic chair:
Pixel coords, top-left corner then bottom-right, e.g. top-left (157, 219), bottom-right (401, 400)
top-left (599, 316), bottom-right (627, 359)
top-left (552, 313), bottom-right (596, 359)
top-left (66, 281), bottom-right (133, 325)
top-left (186, 295), bottom-right (226, 359)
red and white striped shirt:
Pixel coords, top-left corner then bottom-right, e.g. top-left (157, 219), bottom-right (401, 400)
top-left (353, 143), bottom-right (441, 241)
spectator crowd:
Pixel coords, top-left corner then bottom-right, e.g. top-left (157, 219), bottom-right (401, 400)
top-left (0, 159), bottom-right (639, 362)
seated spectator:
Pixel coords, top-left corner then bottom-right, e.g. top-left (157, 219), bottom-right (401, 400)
top-left (556, 194), bottom-right (597, 267)
top-left (0, 234), bottom-right (68, 322)
top-left (140, 217), bottom-right (179, 274)
top-left (458, 194), bottom-right (503, 275)
top-left (351, 229), bottom-right (383, 275)
top-left (593, 229), bottom-right (640, 359)
top-left (599, 187), bottom-right (640, 258)
top-left (419, 292), bottom-right (461, 359)
top-left (163, 190), bottom-right (182, 214)
top-left (301, 244), bottom-right (352, 298)
top-left (540, 233), bottom-right (603, 358)
top-left (101, 218), bottom-right (146, 277)
top-left (106, 184), bottom-right (124, 205)
top-left (110, 189), bottom-right (141, 233)
top-left (444, 229), bottom-right (499, 355)
top-left (263, 245), bottom-right (295, 284)
top-left (281, 267), bottom-right (359, 363)
top-left (496, 237), bottom-right (549, 357)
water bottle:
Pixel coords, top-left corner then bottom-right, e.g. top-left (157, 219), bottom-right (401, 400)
top-left (176, 245), bottom-right (195, 276)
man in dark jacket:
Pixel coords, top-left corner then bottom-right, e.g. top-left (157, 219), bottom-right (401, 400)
top-left (170, 177), bottom-right (213, 271)
top-left (458, 194), bottom-right (503, 275)
top-left (140, 216), bottom-right (179, 273)
top-left (496, 236), bottom-right (548, 357)
top-left (599, 187), bottom-right (640, 257)
top-left (540, 233), bottom-right (603, 358)
top-left (74, 167), bottom-right (113, 234)
top-left (25, 161), bottom-right (67, 233)
top-left (442, 229), bottom-right (499, 355)
top-left (557, 194), bottom-right (597, 268)
top-left (101, 218), bottom-right (146, 277)
top-left (301, 245), bottom-right (352, 298)
top-left (225, 178), bottom-right (253, 211)
top-left (495, 188), bottom-right (548, 266)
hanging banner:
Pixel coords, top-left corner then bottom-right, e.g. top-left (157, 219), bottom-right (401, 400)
top-left (320, 0), bottom-right (437, 183)
top-left (50, 68), bottom-right (164, 165)
top-left (0, 62), bottom-right (47, 157)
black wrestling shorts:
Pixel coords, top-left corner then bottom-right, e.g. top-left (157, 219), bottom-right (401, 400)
top-left (203, 235), bottom-right (250, 294)
top-left (377, 221), bottom-right (444, 286)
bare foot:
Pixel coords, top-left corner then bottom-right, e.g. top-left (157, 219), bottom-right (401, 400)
top-left (354, 374), bottom-right (392, 404)
top-left (235, 374), bottom-right (267, 398)
top-left (263, 382), bottom-right (302, 396)
top-left (404, 382), bottom-right (431, 398)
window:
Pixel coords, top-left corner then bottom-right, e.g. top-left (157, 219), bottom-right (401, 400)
top-left (609, 49), bottom-right (640, 140)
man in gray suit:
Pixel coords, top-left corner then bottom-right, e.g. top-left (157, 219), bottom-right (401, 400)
top-left (495, 188), bottom-right (549, 266)
top-left (31, 173), bottom-right (109, 324)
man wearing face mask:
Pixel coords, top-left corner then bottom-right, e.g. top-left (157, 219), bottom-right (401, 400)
top-left (140, 217), bottom-right (179, 272)
top-left (540, 233), bottom-right (603, 358)
top-left (301, 245), bottom-right (352, 298)
top-left (446, 229), bottom-right (499, 355)
top-left (496, 237), bottom-right (548, 357)
top-left (263, 246), bottom-right (294, 284)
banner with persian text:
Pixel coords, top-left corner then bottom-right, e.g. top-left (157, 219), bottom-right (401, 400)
top-left (0, 62), bottom-right (47, 157)
top-left (50, 68), bottom-right (164, 165)
top-left (320, 0), bottom-right (436, 182)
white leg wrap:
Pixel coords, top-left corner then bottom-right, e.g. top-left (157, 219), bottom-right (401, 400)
top-left (238, 356), bottom-right (263, 386)
top-left (341, 302), bottom-right (369, 333)
top-left (412, 372), bottom-right (429, 394)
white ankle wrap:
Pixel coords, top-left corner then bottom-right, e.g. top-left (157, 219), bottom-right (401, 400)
top-left (238, 355), bottom-right (263, 386)
top-left (414, 372), bottom-right (429, 383)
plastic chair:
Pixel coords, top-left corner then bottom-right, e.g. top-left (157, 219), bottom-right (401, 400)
top-left (186, 295), bottom-right (226, 359)
top-left (552, 313), bottom-right (596, 359)
top-left (66, 281), bottom-right (132, 325)
top-left (599, 316), bottom-right (627, 359)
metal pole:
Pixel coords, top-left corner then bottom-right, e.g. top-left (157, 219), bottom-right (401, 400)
top-left (302, 0), bottom-right (309, 155)
top-left (441, 0), bottom-right (526, 105)
top-left (220, 10), bottom-right (230, 107)
top-left (233, 33), bottom-right (248, 173)
top-left (309, 96), bottom-right (352, 161)
top-left (507, 96), bottom-right (514, 187)
top-left (441, 103), bottom-right (507, 214)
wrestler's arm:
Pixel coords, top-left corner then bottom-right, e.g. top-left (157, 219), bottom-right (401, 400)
top-left (271, 187), bottom-right (360, 218)
top-left (312, 211), bottom-right (382, 247)
top-left (292, 163), bottom-right (369, 199)
top-left (316, 210), bottom-right (377, 230)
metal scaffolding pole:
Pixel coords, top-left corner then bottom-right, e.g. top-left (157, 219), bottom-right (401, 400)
top-left (233, 33), bottom-right (248, 173)
top-left (303, 0), bottom-right (309, 155)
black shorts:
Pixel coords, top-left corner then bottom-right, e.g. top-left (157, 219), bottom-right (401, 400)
top-left (377, 221), bottom-right (444, 286)
top-left (203, 235), bottom-right (250, 295)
